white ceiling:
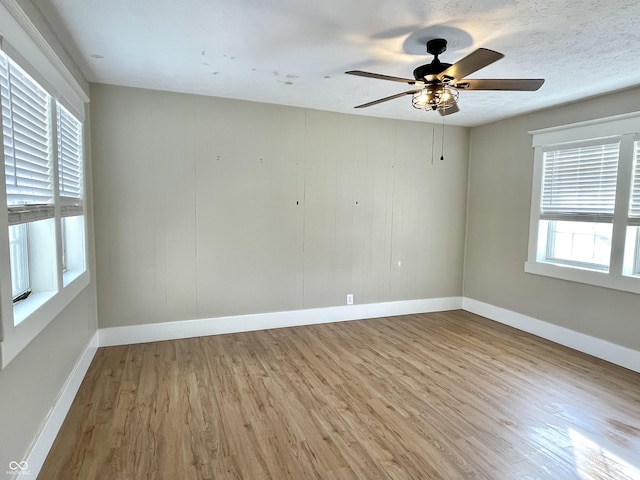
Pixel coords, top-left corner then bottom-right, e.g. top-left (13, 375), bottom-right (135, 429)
top-left (34, 0), bottom-right (640, 127)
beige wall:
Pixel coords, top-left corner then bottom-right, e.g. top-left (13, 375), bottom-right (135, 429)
top-left (464, 86), bottom-right (640, 351)
top-left (90, 84), bottom-right (470, 328)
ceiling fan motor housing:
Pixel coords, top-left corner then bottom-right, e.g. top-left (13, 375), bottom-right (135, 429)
top-left (412, 61), bottom-right (451, 81)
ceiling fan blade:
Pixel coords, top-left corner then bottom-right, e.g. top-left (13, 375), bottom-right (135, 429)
top-left (438, 48), bottom-right (504, 82)
top-left (346, 70), bottom-right (418, 85)
top-left (439, 103), bottom-right (460, 116)
top-left (354, 90), bottom-right (420, 109)
top-left (454, 78), bottom-right (545, 91)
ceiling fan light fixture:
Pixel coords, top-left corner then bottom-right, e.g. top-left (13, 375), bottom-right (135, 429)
top-left (411, 85), bottom-right (459, 111)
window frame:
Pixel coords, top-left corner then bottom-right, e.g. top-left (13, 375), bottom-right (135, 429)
top-left (526, 112), bottom-right (640, 294)
top-left (0, 42), bottom-right (89, 368)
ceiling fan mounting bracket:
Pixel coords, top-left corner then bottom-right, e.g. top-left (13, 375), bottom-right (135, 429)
top-left (426, 38), bottom-right (448, 57)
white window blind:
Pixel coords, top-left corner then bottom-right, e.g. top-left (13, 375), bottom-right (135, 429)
top-left (0, 52), bottom-right (53, 225)
top-left (629, 141), bottom-right (640, 227)
top-left (541, 141), bottom-right (620, 223)
top-left (57, 103), bottom-right (83, 217)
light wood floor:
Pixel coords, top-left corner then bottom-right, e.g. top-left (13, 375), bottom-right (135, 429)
top-left (39, 310), bottom-right (640, 479)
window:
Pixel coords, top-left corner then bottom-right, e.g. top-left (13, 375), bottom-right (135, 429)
top-left (1, 51), bottom-right (55, 310)
top-left (0, 15), bottom-right (89, 369)
top-left (57, 103), bottom-right (85, 285)
top-left (623, 141), bottom-right (640, 277)
top-left (526, 113), bottom-right (640, 294)
top-left (0, 50), bottom-right (86, 325)
top-left (539, 141), bottom-right (619, 271)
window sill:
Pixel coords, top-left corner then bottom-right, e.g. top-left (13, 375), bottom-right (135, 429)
top-left (524, 261), bottom-right (640, 295)
top-left (0, 270), bottom-right (90, 368)
top-left (63, 268), bottom-right (84, 287)
top-left (13, 291), bottom-right (56, 326)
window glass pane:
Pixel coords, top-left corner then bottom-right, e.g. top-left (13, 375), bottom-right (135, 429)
top-left (622, 226), bottom-right (640, 277)
top-left (61, 217), bottom-right (67, 272)
top-left (8, 223), bottom-right (30, 298)
top-left (634, 230), bottom-right (640, 275)
top-left (61, 214), bottom-right (86, 286)
top-left (544, 220), bottom-right (612, 270)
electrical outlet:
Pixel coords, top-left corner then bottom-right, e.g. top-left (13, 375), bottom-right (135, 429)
top-left (346, 294), bottom-right (354, 305)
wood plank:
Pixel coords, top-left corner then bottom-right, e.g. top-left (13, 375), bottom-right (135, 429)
top-left (39, 311), bottom-right (640, 479)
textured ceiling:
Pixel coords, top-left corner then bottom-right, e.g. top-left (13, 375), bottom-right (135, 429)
top-left (34, 0), bottom-right (640, 127)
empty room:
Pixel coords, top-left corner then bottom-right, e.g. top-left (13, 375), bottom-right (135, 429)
top-left (1, 0), bottom-right (640, 479)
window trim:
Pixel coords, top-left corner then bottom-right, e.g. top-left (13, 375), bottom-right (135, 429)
top-left (0, 4), bottom-right (88, 121)
top-left (526, 112), bottom-right (640, 294)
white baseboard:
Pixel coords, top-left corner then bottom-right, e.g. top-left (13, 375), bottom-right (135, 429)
top-left (462, 297), bottom-right (640, 374)
top-left (98, 297), bottom-right (463, 347)
top-left (21, 332), bottom-right (99, 480)
top-left (98, 297), bottom-right (640, 374)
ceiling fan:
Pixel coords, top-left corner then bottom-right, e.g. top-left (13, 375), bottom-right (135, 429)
top-left (346, 38), bottom-right (544, 116)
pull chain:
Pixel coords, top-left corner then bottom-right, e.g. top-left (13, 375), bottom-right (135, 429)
top-left (431, 126), bottom-right (435, 165)
top-left (440, 114), bottom-right (446, 161)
